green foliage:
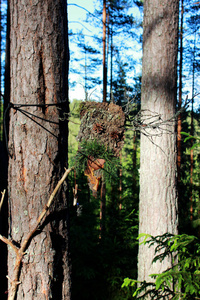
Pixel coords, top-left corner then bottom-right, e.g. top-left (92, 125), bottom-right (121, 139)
top-left (69, 172), bottom-right (138, 300)
top-left (68, 99), bottom-right (81, 164)
top-left (178, 111), bottom-right (200, 234)
top-left (181, 131), bottom-right (200, 149)
top-left (72, 138), bottom-right (120, 183)
top-left (122, 233), bottom-right (200, 299)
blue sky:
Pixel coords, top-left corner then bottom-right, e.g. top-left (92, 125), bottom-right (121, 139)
top-left (67, 1), bottom-right (143, 101)
top-left (68, 1), bottom-right (95, 21)
top-left (68, 0), bottom-right (99, 100)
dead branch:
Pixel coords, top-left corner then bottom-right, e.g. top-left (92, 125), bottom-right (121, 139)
top-left (0, 234), bottom-right (19, 254)
top-left (0, 167), bottom-right (73, 300)
top-left (127, 95), bottom-right (192, 137)
top-left (0, 189), bottom-right (6, 213)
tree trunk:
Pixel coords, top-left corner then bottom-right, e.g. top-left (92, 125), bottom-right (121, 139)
top-left (8, 1), bottom-right (71, 299)
top-left (190, 33), bottom-right (196, 221)
top-left (110, 27), bottom-right (113, 103)
top-left (177, 0), bottom-right (183, 185)
top-left (138, 0), bottom-right (179, 285)
top-left (190, 98), bottom-right (194, 222)
top-left (0, 0), bottom-right (3, 137)
top-left (100, 180), bottom-right (106, 238)
top-left (103, 0), bottom-right (107, 102)
top-left (0, 0), bottom-right (1, 136)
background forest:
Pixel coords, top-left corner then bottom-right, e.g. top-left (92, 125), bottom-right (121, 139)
top-left (0, 0), bottom-right (200, 299)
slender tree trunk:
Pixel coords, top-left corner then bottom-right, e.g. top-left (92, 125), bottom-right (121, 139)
top-left (106, 6), bottom-right (110, 102)
top-left (138, 0), bottom-right (179, 287)
top-left (190, 143), bottom-right (194, 220)
top-left (190, 86), bottom-right (194, 222)
top-left (119, 164), bottom-right (122, 210)
top-left (110, 28), bottom-right (113, 103)
top-left (100, 180), bottom-right (106, 237)
top-left (132, 131), bottom-right (138, 201)
top-left (133, 131), bottom-right (137, 182)
top-left (103, 0), bottom-right (107, 102)
top-left (177, 0), bottom-right (183, 185)
top-left (0, 0), bottom-right (2, 138)
top-left (190, 33), bottom-right (196, 221)
top-left (4, 0), bottom-right (10, 141)
top-left (8, 1), bottom-right (71, 299)
top-left (84, 47), bottom-right (88, 101)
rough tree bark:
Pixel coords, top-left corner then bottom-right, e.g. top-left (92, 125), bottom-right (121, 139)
top-left (138, 0), bottom-right (179, 286)
top-left (8, 0), bottom-right (70, 299)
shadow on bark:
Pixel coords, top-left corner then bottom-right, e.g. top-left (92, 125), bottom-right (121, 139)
top-left (44, 208), bottom-right (70, 300)
top-left (0, 141), bottom-right (8, 299)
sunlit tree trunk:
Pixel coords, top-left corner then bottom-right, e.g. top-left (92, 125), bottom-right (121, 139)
top-left (138, 0), bottom-right (179, 288)
top-left (103, 0), bottom-right (107, 102)
top-left (177, 0), bottom-right (184, 186)
top-left (8, 0), bottom-right (71, 299)
top-left (110, 27), bottom-right (113, 103)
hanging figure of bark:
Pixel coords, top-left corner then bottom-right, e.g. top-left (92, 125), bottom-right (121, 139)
top-left (74, 101), bottom-right (125, 236)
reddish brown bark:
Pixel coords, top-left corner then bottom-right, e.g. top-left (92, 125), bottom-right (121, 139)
top-left (177, 0), bottom-right (184, 184)
top-left (8, 0), bottom-right (71, 299)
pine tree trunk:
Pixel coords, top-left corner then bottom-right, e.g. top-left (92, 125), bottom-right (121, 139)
top-left (177, 0), bottom-right (184, 185)
top-left (0, 0), bottom-right (2, 220)
top-left (138, 0), bottom-right (179, 285)
top-left (0, 0), bottom-right (1, 135)
top-left (190, 102), bottom-right (194, 221)
top-left (8, 1), bottom-right (71, 299)
top-left (190, 34), bottom-right (196, 221)
top-left (100, 180), bottom-right (106, 237)
top-left (110, 23), bottom-right (113, 103)
top-left (103, 0), bottom-right (107, 102)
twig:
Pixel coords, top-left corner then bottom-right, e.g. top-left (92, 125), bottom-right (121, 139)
top-left (0, 168), bottom-right (73, 300)
top-left (0, 189), bottom-right (6, 213)
top-left (36, 167), bottom-right (73, 226)
top-left (67, 3), bottom-right (103, 25)
top-left (0, 234), bottom-right (19, 254)
top-left (128, 95), bottom-right (191, 137)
